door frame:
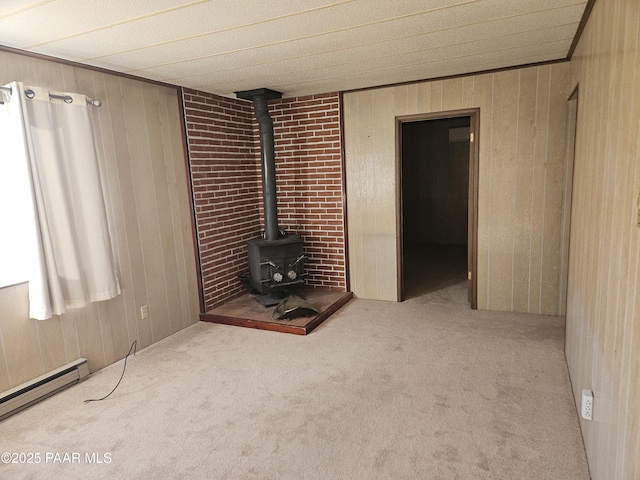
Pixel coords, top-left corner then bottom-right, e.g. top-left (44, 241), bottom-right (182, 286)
top-left (395, 108), bottom-right (479, 308)
top-left (560, 86), bottom-right (579, 316)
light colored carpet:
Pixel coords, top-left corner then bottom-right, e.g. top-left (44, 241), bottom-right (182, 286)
top-left (1, 293), bottom-right (589, 479)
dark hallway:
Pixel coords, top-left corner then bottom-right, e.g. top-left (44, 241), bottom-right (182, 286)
top-left (403, 243), bottom-right (467, 302)
top-left (401, 116), bottom-right (471, 303)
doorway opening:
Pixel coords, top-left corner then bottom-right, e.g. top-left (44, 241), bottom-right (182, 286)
top-left (397, 110), bottom-right (479, 307)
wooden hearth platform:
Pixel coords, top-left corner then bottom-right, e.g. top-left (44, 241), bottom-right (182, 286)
top-left (200, 288), bottom-right (353, 335)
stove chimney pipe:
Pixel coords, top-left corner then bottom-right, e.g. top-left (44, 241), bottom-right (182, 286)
top-left (235, 88), bottom-right (283, 241)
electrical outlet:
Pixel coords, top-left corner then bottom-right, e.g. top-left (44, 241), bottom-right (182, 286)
top-left (581, 389), bottom-right (593, 420)
top-left (140, 305), bottom-right (149, 320)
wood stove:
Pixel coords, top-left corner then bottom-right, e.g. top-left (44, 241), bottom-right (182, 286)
top-left (246, 234), bottom-right (306, 295)
top-left (236, 88), bottom-right (310, 305)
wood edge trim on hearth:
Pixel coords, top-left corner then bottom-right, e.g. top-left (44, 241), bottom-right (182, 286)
top-left (199, 291), bottom-right (353, 335)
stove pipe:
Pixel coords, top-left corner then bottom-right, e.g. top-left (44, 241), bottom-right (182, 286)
top-left (235, 88), bottom-right (283, 241)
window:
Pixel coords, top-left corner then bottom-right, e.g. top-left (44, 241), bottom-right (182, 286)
top-left (0, 97), bottom-right (34, 288)
top-left (1, 83), bottom-right (120, 319)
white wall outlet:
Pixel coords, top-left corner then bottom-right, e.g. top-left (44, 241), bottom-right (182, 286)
top-left (581, 389), bottom-right (593, 420)
top-left (140, 305), bottom-right (149, 320)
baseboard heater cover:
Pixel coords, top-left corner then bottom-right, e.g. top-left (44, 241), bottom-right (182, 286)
top-left (0, 358), bottom-right (89, 421)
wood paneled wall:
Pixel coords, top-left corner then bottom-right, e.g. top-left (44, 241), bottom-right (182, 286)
top-left (343, 63), bottom-right (571, 313)
top-left (566, 0), bottom-right (640, 478)
top-left (0, 50), bottom-right (200, 389)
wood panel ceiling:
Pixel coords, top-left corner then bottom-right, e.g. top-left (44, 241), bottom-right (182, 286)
top-left (0, 0), bottom-right (589, 98)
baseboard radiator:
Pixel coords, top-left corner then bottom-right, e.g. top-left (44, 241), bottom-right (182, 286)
top-left (0, 358), bottom-right (89, 421)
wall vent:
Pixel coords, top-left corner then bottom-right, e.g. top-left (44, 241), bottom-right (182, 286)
top-left (0, 358), bottom-right (89, 421)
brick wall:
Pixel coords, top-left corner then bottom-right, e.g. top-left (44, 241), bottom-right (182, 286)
top-left (183, 88), bottom-right (261, 310)
top-left (183, 88), bottom-right (346, 312)
top-left (267, 93), bottom-right (346, 291)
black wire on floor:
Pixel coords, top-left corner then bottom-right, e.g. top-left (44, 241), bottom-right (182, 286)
top-left (84, 340), bottom-right (137, 403)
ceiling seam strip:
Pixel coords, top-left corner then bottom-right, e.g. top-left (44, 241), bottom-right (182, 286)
top-left (0, 0), bottom-right (53, 20)
top-left (165, 20), bottom-right (580, 84)
top-left (92, 0), bottom-right (479, 66)
top-left (189, 37), bottom-right (573, 88)
top-left (124, 3), bottom-right (584, 75)
top-left (201, 43), bottom-right (571, 92)
top-left (264, 48), bottom-right (570, 90)
top-left (22, 0), bottom-right (213, 49)
top-left (80, 0), bottom-right (359, 62)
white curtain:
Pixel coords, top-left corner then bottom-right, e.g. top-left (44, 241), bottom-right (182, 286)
top-left (1, 81), bottom-right (120, 320)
